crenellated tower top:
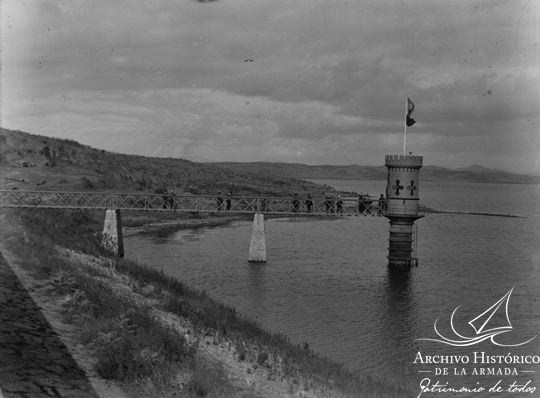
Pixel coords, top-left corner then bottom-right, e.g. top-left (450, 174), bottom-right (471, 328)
top-left (385, 154), bottom-right (423, 169)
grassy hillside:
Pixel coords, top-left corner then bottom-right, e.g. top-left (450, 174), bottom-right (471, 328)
top-left (212, 161), bottom-right (540, 184)
top-left (0, 128), bottom-right (327, 195)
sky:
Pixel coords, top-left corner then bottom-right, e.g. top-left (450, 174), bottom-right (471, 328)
top-left (1, 0), bottom-right (539, 174)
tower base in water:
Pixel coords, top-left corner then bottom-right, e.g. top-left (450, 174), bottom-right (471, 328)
top-left (386, 216), bottom-right (422, 267)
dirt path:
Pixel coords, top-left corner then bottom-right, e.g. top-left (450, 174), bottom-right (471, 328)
top-left (0, 252), bottom-right (98, 398)
top-left (0, 213), bottom-right (128, 398)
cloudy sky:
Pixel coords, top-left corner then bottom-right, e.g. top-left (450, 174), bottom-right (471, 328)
top-left (1, 0), bottom-right (539, 173)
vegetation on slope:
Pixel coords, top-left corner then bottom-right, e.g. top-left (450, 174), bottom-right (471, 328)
top-left (0, 128), bottom-right (327, 195)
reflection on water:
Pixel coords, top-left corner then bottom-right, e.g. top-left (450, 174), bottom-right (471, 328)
top-left (125, 181), bottom-right (540, 395)
top-left (383, 267), bottom-right (417, 346)
top-left (245, 263), bottom-right (268, 322)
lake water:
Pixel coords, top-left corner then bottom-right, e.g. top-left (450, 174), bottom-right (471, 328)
top-left (125, 181), bottom-right (540, 396)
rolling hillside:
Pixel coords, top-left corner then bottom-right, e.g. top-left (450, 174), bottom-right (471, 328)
top-left (0, 128), bottom-right (326, 196)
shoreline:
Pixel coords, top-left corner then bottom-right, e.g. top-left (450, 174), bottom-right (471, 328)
top-left (123, 212), bottom-right (341, 238)
top-left (123, 214), bottom-right (251, 238)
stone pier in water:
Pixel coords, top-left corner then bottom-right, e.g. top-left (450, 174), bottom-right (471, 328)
top-left (101, 209), bottom-right (124, 257)
top-left (248, 213), bottom-right (267, 263)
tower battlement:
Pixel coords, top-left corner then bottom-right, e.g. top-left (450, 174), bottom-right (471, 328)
top-left (385, 154), bottom-right (423, 168)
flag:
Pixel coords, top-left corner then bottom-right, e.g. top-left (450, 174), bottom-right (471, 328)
top-left (406, 97), bottom-right (416, 127)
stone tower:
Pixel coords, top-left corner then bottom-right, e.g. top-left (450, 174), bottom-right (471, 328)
top-left (384, 154), bottom-right (423, 266)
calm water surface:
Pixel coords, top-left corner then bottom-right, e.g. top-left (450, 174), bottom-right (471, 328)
top-left (125, 181), bottom-right (540, 395)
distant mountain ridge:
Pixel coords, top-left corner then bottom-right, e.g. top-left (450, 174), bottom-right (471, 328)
top-left (211, 162), bottom-right (540, 185)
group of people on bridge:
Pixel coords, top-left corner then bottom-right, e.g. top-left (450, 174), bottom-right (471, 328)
top-left (214, 191), bottom-right (387, 215)
top-left (162, 187), bottom-right (177, 210)
top-left (320, 193), bottom-right (386, 215)
top-left (216, 191), bottom-right (234, 211)
top-left (160, 186), bottom-right (386, 215)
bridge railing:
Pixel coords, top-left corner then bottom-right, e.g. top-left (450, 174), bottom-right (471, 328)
top-left (0, 190), bottom-right (387, 216)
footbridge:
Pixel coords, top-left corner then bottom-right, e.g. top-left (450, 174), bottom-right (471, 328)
top-left (0, 189), bottom-right (385, 263)
top-left (0, 190), bottom-right (382, 216)
top-left (0, 154), bottom-right (425, 266)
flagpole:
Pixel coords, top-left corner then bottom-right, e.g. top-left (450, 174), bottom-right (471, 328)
top-left (403, 96), bottom-right (407, 155)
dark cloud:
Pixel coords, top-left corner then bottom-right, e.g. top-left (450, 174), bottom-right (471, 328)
top-left (1, 0), bottom-right (538, 173)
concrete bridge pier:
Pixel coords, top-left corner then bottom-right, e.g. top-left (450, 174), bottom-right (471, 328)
top-left (101, 209), bottom-right (124, 257)
top-left (248, 212), bottom-right (266, 263)
top-left (384, 154), bottom-right (423, 266)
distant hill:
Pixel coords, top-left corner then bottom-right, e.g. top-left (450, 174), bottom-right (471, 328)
top-left (0, 128), bottom-right (325, 195)
top-left (212, 162), bottom-right (386, 181)
top-left (212, 162), bottom-right (540, 185)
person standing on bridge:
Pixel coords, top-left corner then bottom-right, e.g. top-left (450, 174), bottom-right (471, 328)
top-left (226, 191), bottom-right (232, 211)
top-left (217, 192), bottom-right (224, 211)
top-left (336, 195), bottom-right (343, 214)
top-left (324, 193), bottom-right (331, 214)
top-left (292, 193), bottom-right (300, 213)
top-left (359, 195), bottom-right (369, 214)
top-left (378, 193), bottom-right (386, 215)
top-left (162, 188), bottom-right (169, 209)
top-left (169, 187), bottom-right (177, 212)
top-left (306, 194), bottom-right (313, 213)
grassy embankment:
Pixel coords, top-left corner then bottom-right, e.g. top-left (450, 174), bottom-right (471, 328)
top-left (4, 207), bottom-right (406, 397)
top-left (4, 208), bottom-right (246, 396)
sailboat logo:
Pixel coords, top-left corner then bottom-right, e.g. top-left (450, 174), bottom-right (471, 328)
top-left (416, 287), bottom-right (536, 347)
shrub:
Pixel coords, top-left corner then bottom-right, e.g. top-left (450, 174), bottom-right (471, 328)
top-left (187, 357), bottom-right (235, 398)
top-left (81, 177), bottom-right (94, 189)
top-left (92, 307), bottom-right (193, 387)
top-left (257, 351), bottom-right (269, 365)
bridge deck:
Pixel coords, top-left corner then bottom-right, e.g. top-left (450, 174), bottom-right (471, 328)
top-left (0, 190), bottom-right (385, 217)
